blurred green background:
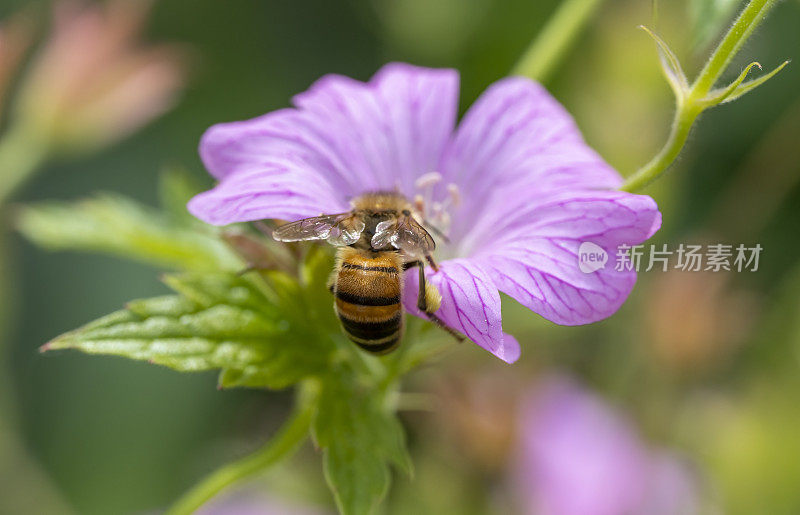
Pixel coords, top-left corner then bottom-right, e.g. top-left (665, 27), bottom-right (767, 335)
top-left (2, 0), bottom-right (800, 513)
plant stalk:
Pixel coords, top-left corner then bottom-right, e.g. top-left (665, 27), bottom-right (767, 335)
top-left (165, 384), bottom-right (317, 515)
top-left (693, 0), bottom-right (778, 97)
top-left (620, 102), bottom-right (701, 193)
top-left (511, 0), bottom-right (605, 83)
top-left (620, 0), bottom-right (781, 192)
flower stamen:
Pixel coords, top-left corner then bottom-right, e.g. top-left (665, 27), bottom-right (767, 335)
top-left (414, 172), bottom-right (458, 239)
top-left (447, 183), bottom-right (461, 207)
top-left (412, 172), bottom-right (455, 238)
top-left (414, 171), bottom-right (443, 190)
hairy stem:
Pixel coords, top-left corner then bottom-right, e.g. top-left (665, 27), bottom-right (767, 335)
top-left (620, 0), bottom-right (781, 192)
top-left (693, 0), bottom-right (778, 96)
top-left (620, 102), bottom-right (701, 193)
top-left (511, 0), bottom-right (605, 83)
top-left (165, 384), bottom-right (317, 515)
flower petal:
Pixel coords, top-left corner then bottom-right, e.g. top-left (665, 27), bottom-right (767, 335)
top-left (475, 190), bottom-right (661, 325)
top-left (441, 77), bottom-right (622, 241)
top-left (403, 259), bottom-right (520, 363)
top-left (517, 377), bottom-right (650, 515)
top-left (443, 77), bottom-right (621, 191)
top-left (642, 453), bottom-right (700, 515)
top-left (187, 153), bottom-right (348, 225)
top-left (193, 63), bottom-right (459, 224)
top-left (293, 62), bottom-right (459, 195)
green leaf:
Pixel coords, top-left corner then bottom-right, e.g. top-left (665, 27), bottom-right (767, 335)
top-left (249, 246), bottom-right (340, 338)
top-left (16, 194), bottom-right (239, 272)
top-left (699, 60), bottom-right (763, 106)
top-left (313, 371), bottom-right (411, 515)
top-left (640, 25), bottom-right (689, 99)
top-left (44, 273), bottom-right (334, 389)
top-left (302, 245), bottom-right (336, 291)
top-left (158, 166), bottom-right (206, 226)
top-left (300, 246), bottom-right (340, 324)
top-left (712, 59), bottom-right (790, 104)
top-left (162, 273), bottom-right (270, 313)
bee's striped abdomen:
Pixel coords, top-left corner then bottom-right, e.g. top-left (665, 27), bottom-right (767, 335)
top-left (334, 249), bottom-right (403, 355)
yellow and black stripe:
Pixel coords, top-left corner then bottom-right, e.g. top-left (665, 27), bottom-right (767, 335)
top-left (333, 249), bottom-right (404, 354)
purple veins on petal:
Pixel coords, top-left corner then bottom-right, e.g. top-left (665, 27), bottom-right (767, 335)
top-left (440, 77), bottom-right (623, 242)
top-left (403, 259), bottom-right (521, 363)
top-left (470, 191), bottom-right (661, 326)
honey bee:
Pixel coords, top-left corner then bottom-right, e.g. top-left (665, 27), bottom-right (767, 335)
top-left (272, 191), bottom-right (462, 354)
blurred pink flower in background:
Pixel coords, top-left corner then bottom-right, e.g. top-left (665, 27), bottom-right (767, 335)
top-left (515, 377), bottom-right (700, 515)
top-left (13, 0), bottom-right (185, 152)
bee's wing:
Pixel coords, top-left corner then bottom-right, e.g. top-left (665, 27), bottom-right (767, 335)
top-left (372, 215), bottom-right (435, 257)
top-left (273, 213), bottom-right (365, 246)
top-left (326, 214), bottom-right (366, 246)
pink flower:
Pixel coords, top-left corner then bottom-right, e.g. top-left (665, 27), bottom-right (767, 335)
top-left (188, 63), bottom-right (661, 363)
top-left (14, 0), bottom-right (185, 151)
top-left (516, 378), bottom-right (699, 515)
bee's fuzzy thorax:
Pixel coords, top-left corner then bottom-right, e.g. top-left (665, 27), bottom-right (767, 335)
top-left (350, 191), bottom-right (411, 212)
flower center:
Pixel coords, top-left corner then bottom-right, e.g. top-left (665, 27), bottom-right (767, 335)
top-left (412, 172), bottom-right (460, 245)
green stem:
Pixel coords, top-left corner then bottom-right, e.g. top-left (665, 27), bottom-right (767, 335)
top-left (619, 102), bottom-right (701, 193)
top-left (0, 123), bottom-right (68, 511)
top-left (620, 0), bottom-right (780, 192)
top-left (0, 122), bottom-right (49, 204)
top-left (164, 384), bottom-right (317, 515)
top-left (0, 224), bottom-right (73, 514)
top-left (693, 0), bottom-right (778, 96)
top-left (511, 0), bottom-right (605, 83)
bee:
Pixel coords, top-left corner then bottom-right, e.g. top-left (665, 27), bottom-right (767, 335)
top-left (272, 191), bottom-right (462, 354)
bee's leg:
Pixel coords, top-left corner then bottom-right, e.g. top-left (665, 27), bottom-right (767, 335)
top-left (424, 253), bottom-right (439, 272)
top-left (402, 260), bottom-right (418, 271)
top-left (415, 264), bottom-right (430, 313)
top-left (416, 262), bottom-right (464, 342)
top-left (403, 259), bottom-right (437, 305)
